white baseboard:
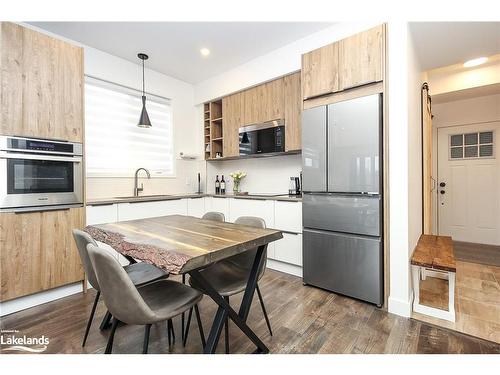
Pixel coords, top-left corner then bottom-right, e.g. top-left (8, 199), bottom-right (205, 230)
top-left (267, 259), bottom-right (303, 278)
top-left (388, 292), bottom-right (413, 318)
top-left (0, 282), bottom-right (84, 317)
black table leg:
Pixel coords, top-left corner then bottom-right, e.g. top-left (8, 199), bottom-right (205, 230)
top-left (188, 245), bottom-right (269, 354)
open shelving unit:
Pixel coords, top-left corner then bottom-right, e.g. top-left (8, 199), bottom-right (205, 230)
top-left (204, 99), bottom-right (223, 160)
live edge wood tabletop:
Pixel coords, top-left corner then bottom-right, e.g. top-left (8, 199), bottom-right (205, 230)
top-left (84, 215), bottom-right (283, 274)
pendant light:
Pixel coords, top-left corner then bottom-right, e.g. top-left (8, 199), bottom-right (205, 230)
top-left (137, 53), bottom-right (152, 128)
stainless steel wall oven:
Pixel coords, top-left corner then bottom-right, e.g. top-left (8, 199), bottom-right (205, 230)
top-left (0, 136), bottom-right (83, 212)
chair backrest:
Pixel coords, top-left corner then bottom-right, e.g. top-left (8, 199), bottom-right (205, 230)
top-left (202, 211), bottom-right (225, 222)
top-left (86, 243), bottom-right (156, 325)
top-left (228, 216), bottom-right (267, 278)
top-left (72, 229), bottom-right (100, 290)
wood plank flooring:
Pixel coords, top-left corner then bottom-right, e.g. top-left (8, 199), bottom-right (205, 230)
top-left (454, 241), bottom-right (500, 267)
top-left (1, 269), bottom-right (499, 354)
top-left (413, 261), bottom-right (500, 344)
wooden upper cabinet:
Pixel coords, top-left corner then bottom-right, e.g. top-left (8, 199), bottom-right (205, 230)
top-left (284, 72), bottom-right (302, 151)
top-left (222, 93), bottom-right (243, 157)
top-left (301, 42), bottom-right (339, 100)
top-left (0, 207), bottom-right (84, 301)
top-left (0, 22), bottom-right (84, 142)
top-left (243, 78), bottom-right (284, 125)
top-left (339, 25), bottom-right (384, 90)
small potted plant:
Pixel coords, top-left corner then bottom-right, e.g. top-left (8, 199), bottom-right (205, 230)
top-left (229, 170), bottom-right (247, 194)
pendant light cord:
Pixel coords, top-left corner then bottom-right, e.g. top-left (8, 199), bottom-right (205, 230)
top-left (142, 58), bottom-right (145, 96)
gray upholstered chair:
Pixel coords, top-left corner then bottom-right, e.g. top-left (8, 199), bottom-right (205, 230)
top-left (72, 229), bottom-right (169, 347)
top-left (202, 211), bottom-right (225, 222)
top-left (86, 243), bottom-right (205, 354)
top-left (186, 216), bottom-right (272, 353)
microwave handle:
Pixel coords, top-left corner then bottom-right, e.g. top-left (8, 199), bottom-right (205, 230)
top-left (0, 152), bottom-right (82, 163)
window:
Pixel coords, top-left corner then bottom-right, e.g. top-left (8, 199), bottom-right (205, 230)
top-left (85, 77), bottom-right (174, 177)
top-left (449, 131), bottom-right (494, 160)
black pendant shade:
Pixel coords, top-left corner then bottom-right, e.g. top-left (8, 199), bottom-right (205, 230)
top-left (137, 53), bottom-right (152, 128)
top-left (138, 95), bottom-right (152, 128)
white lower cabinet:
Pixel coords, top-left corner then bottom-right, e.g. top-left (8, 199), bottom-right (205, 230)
top-left (274, 201), bottom-right (302, 233)
top-left (117, 199), bottom-right (188, 221)
top-left (228, 198), bottom-right (274, 227)
top-left (206, 196), bottom-right (230, 221)
top-left (187, 197), bottom-right (206, 218)
top-left (86, 204), bottom-right (118, 225)
top-left (273, 232), bottom-right (303, 266)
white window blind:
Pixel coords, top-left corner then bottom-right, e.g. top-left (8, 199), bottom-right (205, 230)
top-left (85, 77), bottom-right (174, 177)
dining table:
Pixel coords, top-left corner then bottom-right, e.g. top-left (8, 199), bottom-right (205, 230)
top-left (84, 214), bottom-right (283, 354)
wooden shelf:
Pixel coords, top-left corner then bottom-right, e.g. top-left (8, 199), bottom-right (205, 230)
top-left (211, 137), bottom-right (223, 141)
top-left (211, 117), bottom-right (223, 122)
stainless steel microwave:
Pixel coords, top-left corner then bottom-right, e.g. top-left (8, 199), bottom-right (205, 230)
top-left (239, 120), bottom-right (285, 156)
top-left (0, 136), bottom-right (83, 212)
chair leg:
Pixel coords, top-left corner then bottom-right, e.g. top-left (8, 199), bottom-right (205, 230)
top-left (167, 321), bottom-right (171, 347)
top-left (169, 318), bottom-right (175, 343)
top-left (82, 291), bottom-right (100, 347)
top-left (105, 318), bottom-right (119, 354)
top-left (182, 307), bottom-right (193, 346)
top-left (256, 283), bottom-right (273, 336)
top-left (194, 304), bottom-right (206, 348)
top-left (224, 296), bottom-right (229, 354)
top-left (181, 274), bottom-right (186, 341)
top-left (143, 324), bottom-right (151, 354)
top-left (99, 311), bottom-right (113, 330)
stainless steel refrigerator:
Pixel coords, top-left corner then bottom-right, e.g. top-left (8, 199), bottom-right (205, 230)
top-left (302, 93), bottom-right (383, 306)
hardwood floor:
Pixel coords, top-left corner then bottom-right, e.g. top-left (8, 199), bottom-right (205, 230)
top-left (454, 241), bottom-right (500, 267)
top-left (1, 269), bottom-right (499, 354)
top-left (413, 261), bottom-right (500, 344)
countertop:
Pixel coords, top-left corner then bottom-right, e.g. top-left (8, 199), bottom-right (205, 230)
top-left (86, 193), bottom-right (302, 206)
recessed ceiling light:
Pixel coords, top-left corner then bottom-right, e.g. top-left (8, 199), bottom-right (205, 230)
top-left (200, 48), bottom-right (210, 57)
top-left (463, 57), bottom-right (488, 68)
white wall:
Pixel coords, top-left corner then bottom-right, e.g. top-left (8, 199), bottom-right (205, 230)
top-left (206, 154), bottom-right (301, 194)
top-left (22, 23), bottom-right (203, 201)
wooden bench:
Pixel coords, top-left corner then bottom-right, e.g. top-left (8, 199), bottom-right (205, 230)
top-left (410, 235), bottom-right (456, 322)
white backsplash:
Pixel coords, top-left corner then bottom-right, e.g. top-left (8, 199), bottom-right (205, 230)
top-left (205, 154), bottom-right (302, 194)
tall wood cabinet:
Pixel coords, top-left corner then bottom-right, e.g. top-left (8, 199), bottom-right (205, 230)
top-left (0, 207), bottom-right (85, 301)
top-left (222, 93), bottom-right (243, 158)
top-left (301, 24), bottom-right (385, 100)
top-left (283, 72), bottom-right (302, 151)
top-left (0, 23), bottom-right (85, 301)
top-left (1, 22), bottom-right (84, 142)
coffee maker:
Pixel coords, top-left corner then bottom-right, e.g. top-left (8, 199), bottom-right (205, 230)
top-left (288, 176), bottom-right (301, 196)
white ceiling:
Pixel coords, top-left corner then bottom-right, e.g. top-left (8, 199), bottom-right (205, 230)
top-left (29, 22), bottom-right (333, 84)
top-left (410, 22), bottom-right (500, 71)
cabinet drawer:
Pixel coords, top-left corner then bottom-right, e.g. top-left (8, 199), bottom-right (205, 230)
top-left (206, 197), bottom-right (230, 221)
top-left (274, 232), bottom-right (302, 266)
top-left (117, 199), bottom-right (188, 221)
top-left (86, 204), bottom-right (118, 225)
top-left (187, 197), bottom-right (206, 218)
top-left (229, 198), bottom-right (274, 228)
top-left (274, 201), bottom-right (302, 233)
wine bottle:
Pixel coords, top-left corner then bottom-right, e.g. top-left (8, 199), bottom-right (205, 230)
top-left (220, 175), bottom-right (226, 194)
top-left (215, 175), bottom-right (220, 194)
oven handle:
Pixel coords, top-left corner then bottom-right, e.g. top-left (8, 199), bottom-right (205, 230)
top-left (0, 152), bottom-right (82, 163)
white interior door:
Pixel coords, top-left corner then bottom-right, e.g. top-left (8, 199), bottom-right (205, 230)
top-left (437, 122), bottom-right (500, 245)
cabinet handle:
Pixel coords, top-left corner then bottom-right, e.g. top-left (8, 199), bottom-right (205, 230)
top-left (341, 80), bottom-right (380, 92)
top-left (281, 230), bottom-right (300, 235)
top-left (12, 205), bottom-right (79, 214)
top-left (128, 197), bottom-right (182, 204)
top-left (88, 203), bottom-right (114, 207)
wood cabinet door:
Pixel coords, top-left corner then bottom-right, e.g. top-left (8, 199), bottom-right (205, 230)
top-left (284, 72), bottom-right (302, 151)
top-left (301, 43), bottom-right (339, 100)
top-left (222, 93), bottom-right (243, 157)
top-left (0, 22), bottom-right (84, 142)
top-left (0, 207), bottom-right (84, 301)
top-left (339, 25), bottom-right (384, 91)
top-left (262, 78), bottom-right (284, 121)
top-left (242, 86), bottom-right (260, 125)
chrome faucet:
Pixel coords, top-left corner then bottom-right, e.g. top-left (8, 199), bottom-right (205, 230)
top-left (134, 168), bottom-right (151, 196)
